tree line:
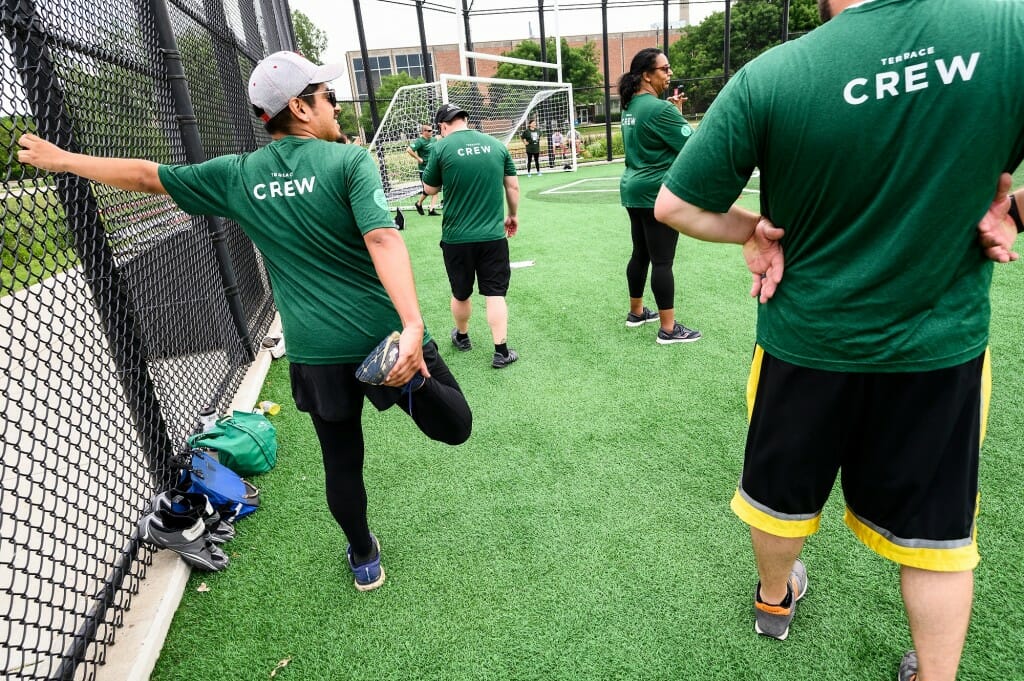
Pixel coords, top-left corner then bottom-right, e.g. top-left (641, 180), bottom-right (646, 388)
top-left (292, 0), bottom-right (821, 140)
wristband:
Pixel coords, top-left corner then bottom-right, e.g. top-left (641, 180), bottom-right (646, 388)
top-left (1010, 193), bottom-right (1024, 234)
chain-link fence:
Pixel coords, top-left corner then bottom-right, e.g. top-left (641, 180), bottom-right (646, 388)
top-left (1, 0), bottom-right (291, 678)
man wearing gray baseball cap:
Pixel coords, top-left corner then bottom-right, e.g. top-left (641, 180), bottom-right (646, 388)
top-left (17, 50), bottom-right (473, 592)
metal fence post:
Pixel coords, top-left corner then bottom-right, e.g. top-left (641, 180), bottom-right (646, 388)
top-left (150, 0), bottom-right (256, 363)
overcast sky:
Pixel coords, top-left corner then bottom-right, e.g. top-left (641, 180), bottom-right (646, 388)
top-left (287, 0), bottom-right (722, 96)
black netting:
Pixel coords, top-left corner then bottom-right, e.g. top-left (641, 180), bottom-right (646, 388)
top-left (0, 0), bottom-right (289, 678)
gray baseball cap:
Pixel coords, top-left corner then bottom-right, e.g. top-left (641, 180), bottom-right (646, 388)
top-left (249, 51), bottom-right (345, 122)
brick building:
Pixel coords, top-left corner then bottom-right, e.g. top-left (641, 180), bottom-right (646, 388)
top-left (344, 28), bottom-right (686, 122)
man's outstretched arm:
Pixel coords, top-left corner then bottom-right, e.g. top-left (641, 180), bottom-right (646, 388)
top-left (17, 133), bottom-right (166, 195)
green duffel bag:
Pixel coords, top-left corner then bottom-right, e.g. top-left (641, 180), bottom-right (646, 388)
top-left (187, 410), bottom-right (278, 476)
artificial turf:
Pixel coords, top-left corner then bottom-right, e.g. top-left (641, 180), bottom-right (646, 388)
top-left (150, 162), bottom-right (1024, 681)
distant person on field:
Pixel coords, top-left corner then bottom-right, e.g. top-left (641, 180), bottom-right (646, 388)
top-left (18, 51), bottom-right (473, 593)
top-left (551, 129), bottom-right (564, 162)
top-left (654, 1), bottom-right (1024, 679)
top-left (407, 123), bottom-right (440, 216)
top-left (618, 47), bottom-right (700, 344)
top-left (521, 119), bottom-right (542, 176)
top-left (422, 103), bottom-right (521, 369)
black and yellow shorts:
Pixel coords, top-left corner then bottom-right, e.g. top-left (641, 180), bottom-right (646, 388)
top-left (732, 346), bottom-right (989, 572)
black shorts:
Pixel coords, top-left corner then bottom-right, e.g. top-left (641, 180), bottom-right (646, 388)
top-left (733, 346), bottom-right (988, 572)
top-left (290, 340), bottom-right (447, 421)
top-left (440, 238), bottom-right (511, 299)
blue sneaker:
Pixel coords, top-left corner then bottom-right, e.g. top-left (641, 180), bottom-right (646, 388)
top-left (346, 533), bottom-right (385, 591)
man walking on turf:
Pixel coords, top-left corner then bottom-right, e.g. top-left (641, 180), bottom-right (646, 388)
top-left (18, 51), bottom-right (473, 593)
top-left (422, 103), bottom-right (521, 369)
top-left (654, 1), bottom-right (1024, 679)
top-left (407, 123), bottom-right (440, 216)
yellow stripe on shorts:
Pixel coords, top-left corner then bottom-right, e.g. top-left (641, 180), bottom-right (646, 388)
top-left (845, 502), bottom-right (980, 572)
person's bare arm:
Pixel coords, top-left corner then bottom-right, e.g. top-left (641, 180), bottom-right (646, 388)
top-left (18, 133), bottom-right (166, 194)
top-left (503, 175), bottom-right (520, 236)
top-left (363, 227), bottom-right (428, 385)
top-left (654, 185), bottom-right (760, 244)
top-left (655, 185), bottom-right (785, 302)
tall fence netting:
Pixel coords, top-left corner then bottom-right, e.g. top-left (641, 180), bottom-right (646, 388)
top-left (0, 0), bottom-right (290, 678)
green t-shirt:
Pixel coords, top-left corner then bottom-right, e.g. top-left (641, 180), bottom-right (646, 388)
top-left (422, 128), bottom-right (517, 244)
top-left (158, 136), bottom-right (431, 364)
top-left (409, 135), bottom-right (433, 171)
top-left (620, 93), bottom-right (693, 208)
top-left (664, 0), bottom-right (1024, 372)
top-left (521, 128), bottom-right (541, 154)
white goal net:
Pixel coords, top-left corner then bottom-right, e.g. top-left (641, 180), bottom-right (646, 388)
top-left (367, 75), bottom-right (575, 207)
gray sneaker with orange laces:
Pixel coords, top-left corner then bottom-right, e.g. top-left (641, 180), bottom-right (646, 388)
top-left (754, 559), bottom-right (808, 640)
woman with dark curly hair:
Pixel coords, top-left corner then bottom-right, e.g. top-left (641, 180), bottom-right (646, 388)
top-left (618, 47), bottom-right (701, 344)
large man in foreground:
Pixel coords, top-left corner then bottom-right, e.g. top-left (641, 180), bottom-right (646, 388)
top-left (19, 51), bottom-right (473, 592)
top-left (654, 1), bottom-right (1024, 679)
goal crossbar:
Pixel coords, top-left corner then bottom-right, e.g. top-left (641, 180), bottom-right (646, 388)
top-left (367, 75), bottom-right (577, 206)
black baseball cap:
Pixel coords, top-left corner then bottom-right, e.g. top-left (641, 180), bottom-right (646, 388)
top-left (435, 103), bottom-right (468, 125)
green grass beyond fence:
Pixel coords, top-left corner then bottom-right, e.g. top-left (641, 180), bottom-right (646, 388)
top-left (152, 162), bottom-right (1024, 681)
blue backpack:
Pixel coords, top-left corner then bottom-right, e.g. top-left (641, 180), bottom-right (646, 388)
top-left (177, 449), bottom-right (260, 521)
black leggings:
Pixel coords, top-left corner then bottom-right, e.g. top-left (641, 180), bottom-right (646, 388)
top-left (309, 352), bottom-right (471, 557)
top-left (526, 152), bottom-right (540, 173)
top-left (625, 206), bottom-right (679, 311)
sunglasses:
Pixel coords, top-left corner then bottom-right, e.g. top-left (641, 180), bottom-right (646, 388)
top-left (652, 65), bottom-right (671, 73)
top-left (297, 88), bottom-right (337, 107)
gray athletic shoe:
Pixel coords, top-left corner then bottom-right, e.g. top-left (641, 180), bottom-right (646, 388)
top-left (754, 559), bottom-right (808, 640)
top-left (657, 322), bottom-right (702, 344)
top-left (137, 509), bottom-right (229, 571)
top-left (626, 306), bottom-right (659, 327)
top-left (492, 349), bottom-right (519, 368)
top-left (897, 651), bottom-right (918, 681)
top-left (451, 328), bottom-right (472, 352)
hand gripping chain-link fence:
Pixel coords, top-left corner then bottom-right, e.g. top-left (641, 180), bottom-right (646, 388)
top-left (0, 0), bottom-right (291, 678)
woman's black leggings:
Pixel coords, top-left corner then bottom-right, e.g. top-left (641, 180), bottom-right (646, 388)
top-left (625, 206), bottom-right (680, 311)
top-left (526, 152), bottom-right (540, 173)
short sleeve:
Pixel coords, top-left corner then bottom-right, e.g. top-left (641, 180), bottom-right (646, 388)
top-left (346, 150), bottom-right (396, 234)
top-left (158, 155), bottom-right (240, 217)
top-left (503, 149), bottom-right (517, 176)
top-left (662, 71), bottom-right (759, 213)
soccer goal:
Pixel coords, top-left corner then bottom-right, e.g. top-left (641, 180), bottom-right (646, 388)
top-left (367, 75), bottom-right (575, 207)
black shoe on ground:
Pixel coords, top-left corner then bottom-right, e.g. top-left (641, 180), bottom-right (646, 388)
top-left (492, 349), bottom-right (519, 368)
top-left (451, 328), bottom-right (472, 351)
top-left (152, 489), bottom-right (235, 544)
top-left (414, 202), bottom-right (425, 215)
top-left (656, 322), bottom-right (702, 344)
top-left (428, 208), bottom-right (440, 216)
top-left (625, 306), bottom-right (659, 327)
